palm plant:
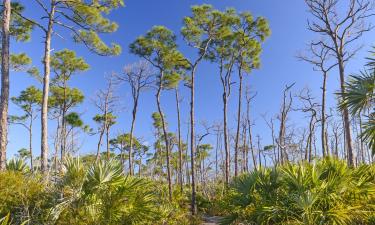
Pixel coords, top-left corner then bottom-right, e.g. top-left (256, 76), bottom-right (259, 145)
top-left (6, 158), bottom-right (29, 173)
top-left (222, 158), bottom-right (375, 225)
top-left (50, 157), bottom-right (160, 225)
top-left (341, 48), bottom-right (375, 154)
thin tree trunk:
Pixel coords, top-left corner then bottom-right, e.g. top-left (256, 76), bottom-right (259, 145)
top-left (128, 96), bottom-right (138, 175)
top-left (234, 69), bottom-right (243, 176)
top-left (96, 128), bottom-right (104, 161)
top-left (223, 92), bottom-right (229, 184)
top-left (190, 66), bottom-right (197, 215)
top-left (248, 123), bottom-right (256, 169)
top-left (106, 124), bottom-right (110, 159)
top-left (60, 80), bottom-right (67, 161)
top-left (321, 72), bottom-right (328, 157)
top-left (29, 118), bottom-right (33, 170)
top-left (156, 70), bottom-right (172, 201)
top-left (0, 0), bottom-right (11, 171)
top-left (175, 87), bottom-right (183, 192)
top-left (41, 2), bottom-right (56, 173)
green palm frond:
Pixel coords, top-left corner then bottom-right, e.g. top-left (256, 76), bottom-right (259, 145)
top-left (361, 113), bottom-right (375, 156)
top-left (340, 71), bottom-right (375, 115)
top-left (6, 158), bottom-right (29, 173)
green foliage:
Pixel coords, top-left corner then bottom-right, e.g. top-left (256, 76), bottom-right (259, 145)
top-left (93, 113), bottom-right (117, 126)
top-left (51, 49), bottom-right (90, 84)
top-left (17, 148), bottom-right (31, 159)
top-left (65, 112), bottom-right (84, 128)
top-left (0, 171), bottom-right (48, 224)
top-left (51, 158), bottom-right (186, 224)
top-left (6, 158), bottom-right (29, 173)
top-left (219, 158), bottom-right (375, 225)
top-left (130, 26), bottom-right (189, 89)
top-left (11, 86), bottom-right (42, 113)
top-left (152, 111), bottom-right (164, 129)
top-left (10, 53), bottom-right (31, 71)
top-left (341, 48), bottom-right (375, 154)
top-left (181, 4), bottom-right (228, 50)
top-left (1, 2), bottom-right (34, 42)
top-left (49, 86), bottom-right (84, 109)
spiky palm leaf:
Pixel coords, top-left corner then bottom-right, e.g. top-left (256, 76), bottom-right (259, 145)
top-left (341, 50), bottom-right (375, 155)
top-left (6, 158), bottom-right (29, 173)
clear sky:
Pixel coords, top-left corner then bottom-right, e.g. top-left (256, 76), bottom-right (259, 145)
top-left (7, 0), bottom-right (375, 158)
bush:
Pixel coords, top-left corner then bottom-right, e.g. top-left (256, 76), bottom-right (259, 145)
top-left (221, 158), bottom-right (375, 225)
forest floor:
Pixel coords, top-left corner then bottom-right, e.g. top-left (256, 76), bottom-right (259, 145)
top-left (201, 215), bottom-right (222, 225)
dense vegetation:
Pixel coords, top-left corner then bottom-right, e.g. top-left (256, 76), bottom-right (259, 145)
top-left (0, 0), bottom-right (375, 224)
top-left (1, 157), bottom-right (375, 224)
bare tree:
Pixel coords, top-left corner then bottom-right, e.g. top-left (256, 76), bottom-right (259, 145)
top-left (245, 86), bottom-right (257, 169)
top-left (305, 0), bottom-right (374, 166)
top-left (277, 83), bottom-right (295, 164)
top-left (262, 113), bottom-right (278, 165)
top-left (116, 61), bottom-right (153, 175)
top-left (299, 42), bottom-right (338, 157)
top-left (297, 88), bottom-right (320, 162)
top-left (93, 74), bottom-right (119, 161)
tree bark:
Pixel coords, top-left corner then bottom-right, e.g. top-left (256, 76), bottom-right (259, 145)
top-left (29, 118), bottom-right (33, 170)
top-left (156, 70), bottom-right (172, 201)
top-left (190, 65), bottom-right (197, 215)
top-left (338, 56), bottom-right (354, 166)
top-left (175, 87), bottom-right (183, 192)
top-left (0, 0), bottom-right (10, 171)
top-left (128, 96), bottom-right (138, 175)
top-left (321, 72), bottom-right (328, 157)
top-left (234, 68), bottom-right (243, 176)
top-left (41, 2), bottom-right (56, 173)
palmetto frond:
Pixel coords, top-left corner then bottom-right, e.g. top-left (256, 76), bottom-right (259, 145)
top-left (222, 158), bottom-right (375, 225)
top-left (340, 71), bottom-right (375, 115)
top-left (6, 158), bottom-right (29, 173)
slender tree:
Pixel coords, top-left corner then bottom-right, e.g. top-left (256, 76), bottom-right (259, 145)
top-left (130, 26), bottom-right (188, 201)
top-left (20, 0), bottom-right (123, 172)
top-left (182, 7), bottom-right (234, 205)
top-left (205, 9), bottom-right (237, 183)
top-left (49, 50), bottom-right (88, 161)
top-left (116, 61), bottom-right (153, 175)
top-left (10, 86), bottom-right (42, 170)
top-left (93, 74), bottom-right (119, 161)
top-left (0, 1), bottom-right (33, 170)
top-left (277, 83), bottom-right (294, 164)
top-left (232, 12), bottom-right (270, 176)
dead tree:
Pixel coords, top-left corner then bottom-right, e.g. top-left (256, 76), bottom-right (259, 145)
top-left (297, 88), bottom-right (320, 162)
top-left (305, 0), bottom-right (374, 166)
top-left (245, 86), bottom-right (257, 169)
top-left (93, 74), bottom-right (119, 161)
top-left (299, 42), bottom-right (338, 157)
top-left (277, 83), bottom-right (295, 164)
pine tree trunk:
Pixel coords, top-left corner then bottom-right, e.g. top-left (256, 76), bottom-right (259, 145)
top-left (156, 70), bottom-right (172, 201)
top-left (41, 2), bottom-right (56, 173)
top-left (128, 96), bottom-right (138, 175)
top-left (223, 91), bottom-right (229, 185)
top-left (0, 0), bottom-right (10, 171)
top-left (175, 87), bottom-right (183, 192)
top-left (190, 66), bottom-right (197, 215)
top-left (234, 69), bottom-right (243, 177)
top-left (29, 118), bottom-right (33, 170)
top-left (338, 57), bottom-right (354, 166)
top-left (321, 73), bottom-right (328, 157)
top-left (96, 128), bottom-right (104, 161)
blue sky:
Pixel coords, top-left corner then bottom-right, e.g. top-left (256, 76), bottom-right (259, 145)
top-left (7, 0), bottom-right (375, 158)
